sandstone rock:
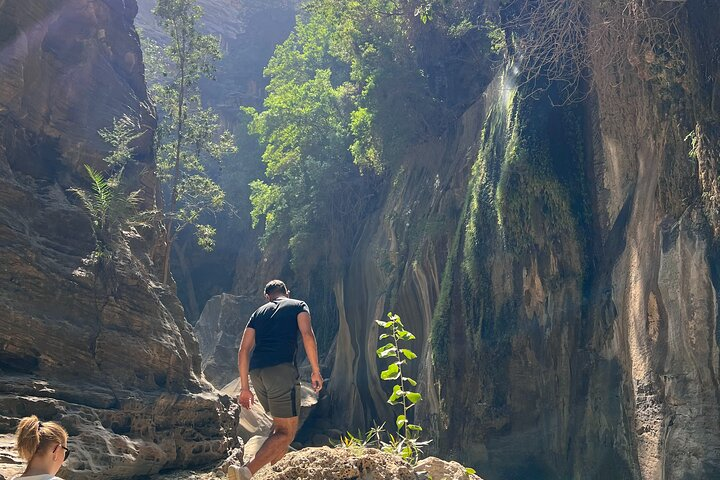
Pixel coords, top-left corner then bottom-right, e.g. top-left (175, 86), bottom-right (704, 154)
top-left (300, 8), bottom-right (720, 480)
top-left (220, 379), bottom-right (273, 439)
top-left (252, 446), bottom-right (416, 480)
top-left (0, 1), bottom-right (238, 478)
top-left (131, 1), bottom-right (720, 480)
top-left (195, 294), bottom-right (258, 387)
top-left (221, 375), bottom-right (319, 442)
top-left (219, 444), bottom-right (245, 474)
top-left (414, 457), bottom-right (481, 480)
top-left (0, 434), bottom-right (22, 480)
top-left (0, 377), bottom-right (239, 479)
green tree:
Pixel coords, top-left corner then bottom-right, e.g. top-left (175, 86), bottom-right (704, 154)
top-left (245, 0), bottom-right (435, 274)
top-left (145, 0), bottom-right (237, 284)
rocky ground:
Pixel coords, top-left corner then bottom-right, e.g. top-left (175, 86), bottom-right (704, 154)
top-left (2, 432), bottom-right (480, 480)
top-left (249, 447), bottom-right (481, 480)
top-left (144, 448), bottom-right (481, 480)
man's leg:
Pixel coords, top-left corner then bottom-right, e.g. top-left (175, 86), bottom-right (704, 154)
top-left (246, 416), bottom-right (298, 474)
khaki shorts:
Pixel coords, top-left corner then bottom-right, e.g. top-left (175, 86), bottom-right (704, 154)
top-left (249, 362), bottom-right (301, 418)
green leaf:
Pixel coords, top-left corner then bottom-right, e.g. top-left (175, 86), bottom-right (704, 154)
top-left (466, 467), bottom-right (477, 475)
top-left (401, 349), bottom-right (417, 360)
top-left (379, 348), bottom-right (398, 359)
top-left (379, 333), bottom-right (391, 340)
top-left (396, 415), bottom-right (407, 430)
top-left (376, 342), bottom-right (396, 358)
top-left (375, 320), bottom-right (392, 328)
top-left (403, 377), bottom-right (417, 387)
top-left (401, 331), bottom-right (416, 341)
top-left (377, 342), bottom-right (394, 352)
top-left (407, 424), bottom-right (422, 431)
top-left (388, 385), bottom-right (403, 404)
top-left (380, 363), bottom-right (401, 380)
top-left (406, 392), bottom-right (422, 404)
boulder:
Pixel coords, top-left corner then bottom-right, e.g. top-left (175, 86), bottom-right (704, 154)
top-left (242, 435), bottom-right (269, 465)
top-left (221, 377), bottom-right (319, 441)
top-left (219, 444), bottom-right (245, 474)
top-left (252, 446), bottom-right (416, 480)
top-left (413, 457), bottom-right (482, 480)
top-left (0, 433), bottom-right (22, 479)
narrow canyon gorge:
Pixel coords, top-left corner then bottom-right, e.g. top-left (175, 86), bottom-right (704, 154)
top-left (1, 0), bottom-right (719, 479)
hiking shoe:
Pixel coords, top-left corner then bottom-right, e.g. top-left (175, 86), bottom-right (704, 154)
top-left (228, 464), bottom-right (252, 480)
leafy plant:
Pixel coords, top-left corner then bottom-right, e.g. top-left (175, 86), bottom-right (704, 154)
top-left (98, 115), bottom-right (143, 171)
top-left (69, 116), bottom-right (152, 257)
top-left (336, 313), bottom-right (429, 464)
top-left (69, 165), bottom-right (147, 257)
top-left (375, 312), bottom-right (429, 463)
top-left (685, 128), bottom-right (699, 160)
top-left (244, 0), bottom-right (436, 275)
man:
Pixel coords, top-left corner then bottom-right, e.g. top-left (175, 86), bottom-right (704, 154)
top-left (229, 280), bottom-right (323, 480)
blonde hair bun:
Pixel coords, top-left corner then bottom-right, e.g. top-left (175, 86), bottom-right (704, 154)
top-left (15, 415), bottom-right (68, 461)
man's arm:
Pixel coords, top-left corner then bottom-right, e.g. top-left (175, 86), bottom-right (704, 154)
top-left (297, 312), bottom-right (323, 392)
top-left (237, 327), bottom-right (256, 408)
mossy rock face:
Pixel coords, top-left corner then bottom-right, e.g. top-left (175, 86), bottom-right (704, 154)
top-left (431, 82), bottom-right (588, 367)
top-left (495, 94), bottom-right (586, 266)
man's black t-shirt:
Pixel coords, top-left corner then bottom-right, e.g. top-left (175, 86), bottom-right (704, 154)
top-left (247, 297), bottom-right (309, 370)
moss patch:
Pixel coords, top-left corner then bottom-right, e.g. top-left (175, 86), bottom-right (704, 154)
top-left (495, 95), bottom-right (585, 268)
top-left (430, 81), bottom-right (589, 366)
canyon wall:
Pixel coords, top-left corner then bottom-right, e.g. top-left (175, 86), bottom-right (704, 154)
top-left (0, 1), bottom-right (238, 478)
top-left (315, 3), bottom-right (720, 479)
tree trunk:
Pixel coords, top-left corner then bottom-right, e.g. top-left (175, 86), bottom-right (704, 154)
top-left (162, 25), bottom-right (187, 285)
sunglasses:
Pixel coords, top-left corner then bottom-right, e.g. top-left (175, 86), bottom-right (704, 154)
top-left (53, 444), bottom-right (70, 461)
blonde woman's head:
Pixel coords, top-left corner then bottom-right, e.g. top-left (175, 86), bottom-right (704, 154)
top-left (15, 415), bottom-right (69, 474)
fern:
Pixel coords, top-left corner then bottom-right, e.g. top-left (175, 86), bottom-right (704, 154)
top-left (88, 165), bottom-right (112, 231)
top-left (69, 164), bottom-right (149, 255)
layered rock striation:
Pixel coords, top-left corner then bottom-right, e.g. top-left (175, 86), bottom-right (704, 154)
top-left (0, 1), bottom-right (238, 478)
top-left (400, 4), bottom-right (720, 479)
